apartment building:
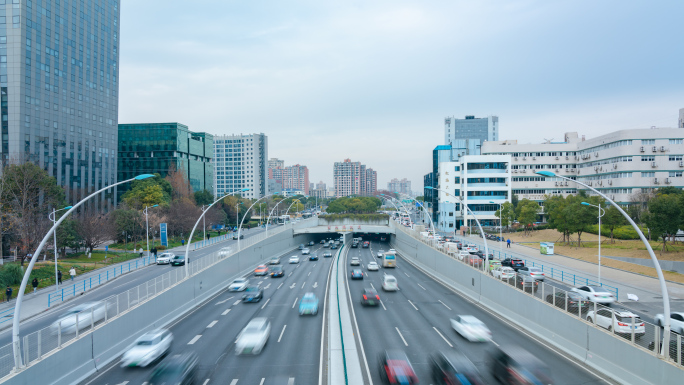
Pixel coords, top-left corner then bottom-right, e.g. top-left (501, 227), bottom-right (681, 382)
top-left (333, 158), bottom-right (377, 197)
top-left (679, 108), bottom-right (684, 129)
top-left (444, 115), bottom-right (499, 158)
top-left (213, 133), bottom-right (268, 199)
top-left (388, 178), bottom-right (412, 196)
top-left (272, 164), bottom-right (310, 195)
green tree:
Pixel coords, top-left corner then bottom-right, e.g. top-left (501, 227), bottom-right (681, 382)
top-left (494, 201), bottom-right (515, 230)
top-left (545, 195), bottom-right (572, 243)
top-left (194, 189), bottom-right (214, 206)
top-left (55, 217), bottom-right (81, 257)
top-left (515, 199), bottom-right (539, 236)
top-left (511, 194), bottom-right (519, 210)
top-left (112, 209), bottom-right (144, 245)
top-left (565, 194), bottom-right (601, 248)
top-left (643, 193), bottom-right (682, 252)
top-left (122, 174), bottom-right (172, 210)
top-left (602, 204), bottom-right (627, 243)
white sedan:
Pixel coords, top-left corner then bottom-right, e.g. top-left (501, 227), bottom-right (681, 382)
top-left (289, 256), bottom-right (300, 264)
top-left (350, 257), bottom-right (361, 266)
top-left (156, 252), bottom-right (174, 265)
top-left (654, 312), bottom-right (684, 335)
top-left (229, 278), bottom-right (249, 292)
top-left (235, 318), bottom-right (271, 355)
top-left (367, 262), bottom-right (379, 271)
top-left (120, 329), bottom-right (173, 367)
top-left (301, 248), bottom-right (310, 255)
top-left (50, 302), bottom-right (106, 334)
top-left (570, 285), bottom-right (616, 304)
top-left (492, 266), bottom-right (515, 280)
top-left (450, 315), bottom-right (492, 342)
top-left (377, 250), bottom-right (385, 257)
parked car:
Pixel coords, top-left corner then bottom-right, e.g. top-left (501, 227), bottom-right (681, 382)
top-left (586, 308), bottom-right (645, 338)
top-left (546, 291), bottom-right (589, 312)
top-left (147, 352), bottom-right (198, 385)
top-left (242, 286), bottom-right (264, 302)
top-left (430, 350), bottom-right (485, 385)
top-left (156, 252), bottom-right (174, 265)
top-left (235, 318), bottom-right (271, 355)
top-left (361, 288), bottom-right (380, 306)
top-left (488, 260), bottom-right (502, 273)
top-left (489, 345), bottom-right (554, 385)
top-left (299, 292), bottom-right (319, 315)
top-left (514, 273), bottom-right (539, 293)
top-left (50, 302), bottom-right (106, 334)
top-left (382, 274), bottom-right (398, 291)
top-left (570, 285), bottom-right (616, 304)
top-left (501, 258), bottom-right (525, 271)
top-left (121, 329), bottom-right (173, 367)
top-left (518, 266), bottom-right (545, 281)
top-left (170, 255), bottom-right (186, 266)
top-left (451, 315), bottom-right (492, 342)
top-left (654, 312), bottom-right (684, 335)
top-left (465, 254), bottom-right (483, 268)
top-left (289, 256), bottom-right (300, 264)
top-left (351, 269), bottom-right (364, 280)
top-left (270, 265), bottom-right (284, 278)
top-left (229, 277), bottom-right (249, 292)
top-left (378, 350), bottom-right (419, 385)
top-left (254, 264), bottom-right (268, 276)
top-left (492, 266), bottom-right (515, 280)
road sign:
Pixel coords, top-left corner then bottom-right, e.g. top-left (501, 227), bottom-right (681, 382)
top-left (160, 223), bottom-right (168, 247)
top-left (105, 245), bottom-right (108, 251)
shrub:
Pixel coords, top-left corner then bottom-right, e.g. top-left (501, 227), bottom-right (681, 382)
top-left (0, 264), bottom-right (25, 287)
top-left (584, 224), bottom-right (644, 240)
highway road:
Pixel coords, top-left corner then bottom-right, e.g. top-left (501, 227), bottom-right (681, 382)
top-left (80, 237), bottom-right (337, 385)
top-left (345, 240), bottom-right (616, 384)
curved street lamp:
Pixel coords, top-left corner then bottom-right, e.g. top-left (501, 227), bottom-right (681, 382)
top-left (490, 201), bottom-right (504, 257)
top-left (392, 192), bottom-right (437, 238)
top-left (11, 173), bottom-right (156, 370)
top-left (581, 201), bottom-right (605, 285)
top-left (265, 198), bottom-right (288, 237)
top-left (48, 205), bottom-right (72, 291)
top-left (381, 193), bottom-right (414, 227)
top-left (536, 170), bottom-right (671, 356)
top-left (238, 194), bottom-right (277, 250)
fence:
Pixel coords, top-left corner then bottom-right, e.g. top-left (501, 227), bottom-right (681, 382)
top-left (391, 220), bottom-right (684, 369)
top-left (0, 218), bottom-right (315, 379)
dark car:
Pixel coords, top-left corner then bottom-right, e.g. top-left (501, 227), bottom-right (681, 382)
top-left (242, 286), bottom-right (264, 302)
top-left (546, 291), bottom-right (588, 312)
top-left (323, 252), bottom-right (333, 258)
top-left (147, 352), bottom-right (198, 385)
top-left (351, 242), bottom-right (359, 248)
top-left (232, 234), bottom-right (244, 240)
top-left (323, 243), bottom-right (331, 248)
top-left (513, 273), bottom-right (538, 293)
top-left (351, 269), bottom-right (364, 280)
top-left (430, 351), bottom-right (485, 385)
top-left (379, 350), bottom-right (419, 385)
top-left (489, 345), bottom-right (554, 384)
top-left (361, 288), bottom-right (380, 306)
top-left (331, 244), bottom-right (338, 249)
top-left (270, 265), bottom-right (284, 278)
top-left (501, 258), bottom-right (525, 271)
top-left (170, 255), bottom-right (186, 266)
top-left (363, 241), bottom-right (370, 248)
top-left (309, 254), bottom-right (319, 261)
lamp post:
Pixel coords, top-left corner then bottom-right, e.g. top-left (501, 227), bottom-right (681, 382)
top-left (11, 174), bottom-right (155, 370)
top-left (200, 204), bottom-right (208, 241)
top-left (265, 198), bottom-right (288, 237)
top-left (238, 194), bottom-right (277, 250)
top-left (284, 198), bottom-right (302, 218)
top-left (379, 194), bottom-right (411, 222)
top-left (48, 205), bottom-right (72, 291)
top-left (235, 201), bottom-right (243, 232)
top-left (536, 170), bottom-right (672, 357)
top-left (393, 192), bottom-right (437, 244)
top-left (490, 201), bottom-right (503, 257)
top-left (581, 202), bottom-right (605, 285)
top-left (144, 204), bottom-right (159, 258)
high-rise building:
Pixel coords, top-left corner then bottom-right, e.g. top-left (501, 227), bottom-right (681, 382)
top-left (444, 115), bottom-right (499, 158)
top-left (387, 178), bottom-right (411, 196)
top-left (213, 133), bottom-right (268, 199)
top-left (272, 164), bottom-right (310, 195)
top-left (268, 158), bottom-right (284, 170)
top-left (316, 181), bottom-right (326, 190)
top-left (333, 158), bottom-right (377, 197)
top-left (5, 0), bottom-right (121, 208)
top-left (118, 123), bottom-right (213, 199)
top-left (679, 108), bottom-right (684, 128)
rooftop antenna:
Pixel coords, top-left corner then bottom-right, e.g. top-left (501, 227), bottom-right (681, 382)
top-left (543, 138), bottom-right (554, 144)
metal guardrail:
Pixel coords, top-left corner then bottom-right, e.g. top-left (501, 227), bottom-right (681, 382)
top-left (391, 221), bottom-right (683, 367)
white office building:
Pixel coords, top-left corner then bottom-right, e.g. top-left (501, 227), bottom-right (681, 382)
top-left (213, 133), bottom-right (268, 199)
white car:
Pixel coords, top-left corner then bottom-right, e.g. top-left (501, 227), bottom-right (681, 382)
top-left (382, 275), bottom-right (398, 291)
top-left (367, 262), bottom-right (379, 271)
top-left (350, 257), bottom-right (361, 266)
top-left (492, 266), bottom-right (516, 280)
top-left (50, 302), bottom-right (106, 334)
top-left (654, 312), bottom-right (684, 334)
top-left (586, 308), bottom-right (645, 337)
top-left (156, 252), bottom-right (175, 265)
top-left (269, 257), bottom-right (281, 265)
top-left (301, 248), bottom-right (310, 255)
top-left (235, 317), bottom-right (271, 355)
top-left (571, 285), bottom-right (616, 304)
top-left (229, 278), bottom-right (249, 292)
top-left (218, 247), bottom-right (232, 257)
top-left (120, 329), bottom-right (173, 367)
top-left (450, 315), bottom-right (492, 342)
top-left (289, 256), bottom-right (300, 264)
top-left (377, 250), bottom-right (385, 257)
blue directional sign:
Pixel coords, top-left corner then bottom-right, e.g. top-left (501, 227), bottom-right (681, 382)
top-left (160, 223), bottom-right (168, 247)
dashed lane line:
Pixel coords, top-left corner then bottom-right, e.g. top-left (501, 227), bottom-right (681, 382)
top-left (277, 283), bottom-right (283, 289)
top-left (380, 299), bottom-right (387, 311)
top-left (278, 324), bottom-right (287, 342)
top-left (301, 281), bottom-right (306, 289)
top-left (222, 309), bottom-right (231, 316)
top-left (207, 320), bottom-right (218, 328)
top-left (433, 327), bottom-right (453, 347)
top-left (203, 380), bottom-right (210, 385)
top-left (230, 380), bottom-right (238, 385)
top-left (407, 299), bottom-right (419, 311)
top-left (292, 297), bottom-right (298, 308)
top-left (261, 298), bottom-right (270, 309)
top-left (404, 272), bottom-right (410, 277)
top-left (188, 335), bottom-right (202, 345)
top-left (438, 300), bottom-right (452, 310)
top-left (233, 300), bottom-right (241, 306)
top-left (417, 283), bottom-right (426, 290)
top-left (395, 327), bottom-right (408, 346)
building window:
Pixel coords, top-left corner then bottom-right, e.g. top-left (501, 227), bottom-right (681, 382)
top-left (669, 172), bottom-right (683, 178)
top-left (669, 139), bottom-right (683, 145)
top-left (641, 139), bottom-right (655, 145)
top-left (641, 156), bottom-right (655, 162)
top-left (669, 155), bottom-right (682, 161)
top-left (641, 172), bottom-right (655, 177)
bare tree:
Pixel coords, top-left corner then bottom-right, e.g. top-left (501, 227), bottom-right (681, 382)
top-left (77, 210), bottom-right (114, 253)
top-left (166, 163), bottom-right (194, 203)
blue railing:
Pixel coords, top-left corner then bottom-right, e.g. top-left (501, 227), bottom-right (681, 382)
top-left (47, 255), bottom-right (157, 307)
top-left (193, 234), bottom-right (232, 249)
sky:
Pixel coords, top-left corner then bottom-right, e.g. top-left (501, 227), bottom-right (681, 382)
top-left (118, 0), bottom-right (684, 193)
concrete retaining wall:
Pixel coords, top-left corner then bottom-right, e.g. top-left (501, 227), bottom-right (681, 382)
top-left (391, 229), bottom-right (683, 385)
top-left (7, 229), bottom-right (318, 385)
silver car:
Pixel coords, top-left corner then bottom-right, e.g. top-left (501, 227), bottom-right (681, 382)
top-left (156, 252), bottom-right (175, 265)
top-left (301, 248), bottom-right (310, 255)
top-left (235, 317), bottom-right (271, 355)
top-left (218, 247), bottom-right (232, 257)
top-left (120, 329), bottom-right (173, 367)
top-left (50, 302), bottom-right (106, 334)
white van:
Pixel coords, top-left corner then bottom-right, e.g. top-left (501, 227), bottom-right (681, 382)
top-left (382, 275), bottom-right (398, 291)
top-left (464, 244), bottom-right (479, 253)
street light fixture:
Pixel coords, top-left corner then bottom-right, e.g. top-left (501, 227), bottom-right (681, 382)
top-left (48, 205), bottom-right (72, 291)
top-left (536, 170), bottom-right (672, 357)
top-left (12, 173), bottom-right (155, 370)
top-left (581, 202), bottom-right (605, 285)
top-left (238, 193), bottom-right (278, 250)
top-left (144, 204), bottom-right (160, 259)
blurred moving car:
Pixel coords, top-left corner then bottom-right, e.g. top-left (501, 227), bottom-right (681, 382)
top-left (501, 258), bottom-right (525, 271)
top-left (50, 301), bottom-right (106, 334)
top-left (546, 291), bottom-right (588, 312)
top-left (351, 242), bottom-right (359, 248)
top-left (298, 244), bottom-right (305, 250)
top-left (351, 269), bottom-right (364, 280)
top-left (492, 266), bottom-right (515, 280)
top-left (147, 352), bottom-right (198, 385)
top-left (242, 286), bottom-right (264, 302)
top-left (377, 250), bottom-right (385, 257)
top-left (299, 292), bottom-right (319, 315)
top-left (309, 254), bottom-right (319, 261)
top-left (518, 266), bottom-right (545, 281)
top-left (170, 255), bottom-right (186, 266)
top-left (323, 251), bottom-right (333, 258)
top-left (323, 243), bottom-right (331, 248)
top-left (289, 256), bottom-right (300, 264)
top-left (489, 345), bottom-right (553, 385)
top-left (570, 285), bottom-right (616, 304)
top-left (270, 265), bottom-right (284, 278)
top-left (302, 248), bottom-right (310, 255)
top-left (361, 288), bottom-right (380, 306)
top-left (350, 257), bottom-right (361, 266)
top-left (232, 234), bottom-right (244, 240)
top-left (367, 261), bottom-right (379, 271)
top-left (450, 315), bottom-right (492, 342)
top-left (654, 312), bottom-right (684, 334)
top-left (320, 240), bottom-right (326, 244)
top-left (254, 264), bottom-right (269, 276)
top-left (586, 308), bottom-right (645, 338)
top-left (235, 318), bottom-right (271, 355)
top-left (363, 241), bottom-right (370, 248)
top-left (430, 350), bottom-right (485, 385)
top-left (156, 252), bottom-right (174, 265)
top-left (229, 277), bottom-right (249, 292)
top-left (121, 329), bottom-right (173, 367)
top-left (308, 241), bottom-right (315, 246)
top-left (378, 350), bottom-right (419, 385)
top-left (218, 247), bottom-right (232, 257)
top-left (269, 256), bottom-right (281, 265)
top-left (331, 244), bottom-right (338, 249)
top-left (382, 275), bottom-right (398, 291)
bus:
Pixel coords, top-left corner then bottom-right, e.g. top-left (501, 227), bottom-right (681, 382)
top-left (382, 250), bottom-right (397, 268)
top-left (276, 215), bottom-right (291, 225)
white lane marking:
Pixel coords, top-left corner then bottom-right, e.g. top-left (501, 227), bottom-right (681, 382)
top-left (308, 271), bottom-right (311, 276)
top-left (233, 300), bottom-right (241, 306)
top-left (288, 272), bottom-right (293, 277)
top-left (261, 298), bottom-right (270, 309)
top-left (301, 281), bottom-right (306, 289)
top-left (117, 382), bottom-right (129, 385)
top-left (229, 380), bottom-right (238, 385)
top-left (290, 283), bottom-right (296, 289)
top-left (438, 300), bottom-right (452, 310)
top-left (433, 327), bottom-right (453, 347)
top-left (491, 340), bottom-right (500, 347)
top-left (207, 320), bottom-right (218, 328)
top-left (404, 272), bottom-right (410, 277)
top-left (264, 283), bottom-right (271, 290)
top-left (313, 282), bottom-right (318, 288)
top-left (188, 335), bottom-right (202, 345)
top-left (292, 297), bottom-right (299, 308)
top-left (407, 299), bottom-right (419, 311)
top-left (395, 327), bottom-right (408, 346)
top-left (417, 283), bottom-right (426, 290)
top-left (370, 283), bottom-right (376, 290)
top-left (278, 324), bottom-right (287, 342)
top-left (380, 299), bottom-right (387, 310)
top-left (222, 309), bottom-right (231, 315)
top-left (203, 380), bottom-right (210, 385)
top-left (277, 283), bottom-right (283, 289)
top-left (259, 379), bottom-right (265, 385)
top-left (288, 378), bottom-right (295, 385)
top-left (215, 297), bottom-right (231, 305)
top-left (313, 264), bottom-right (317, 267)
